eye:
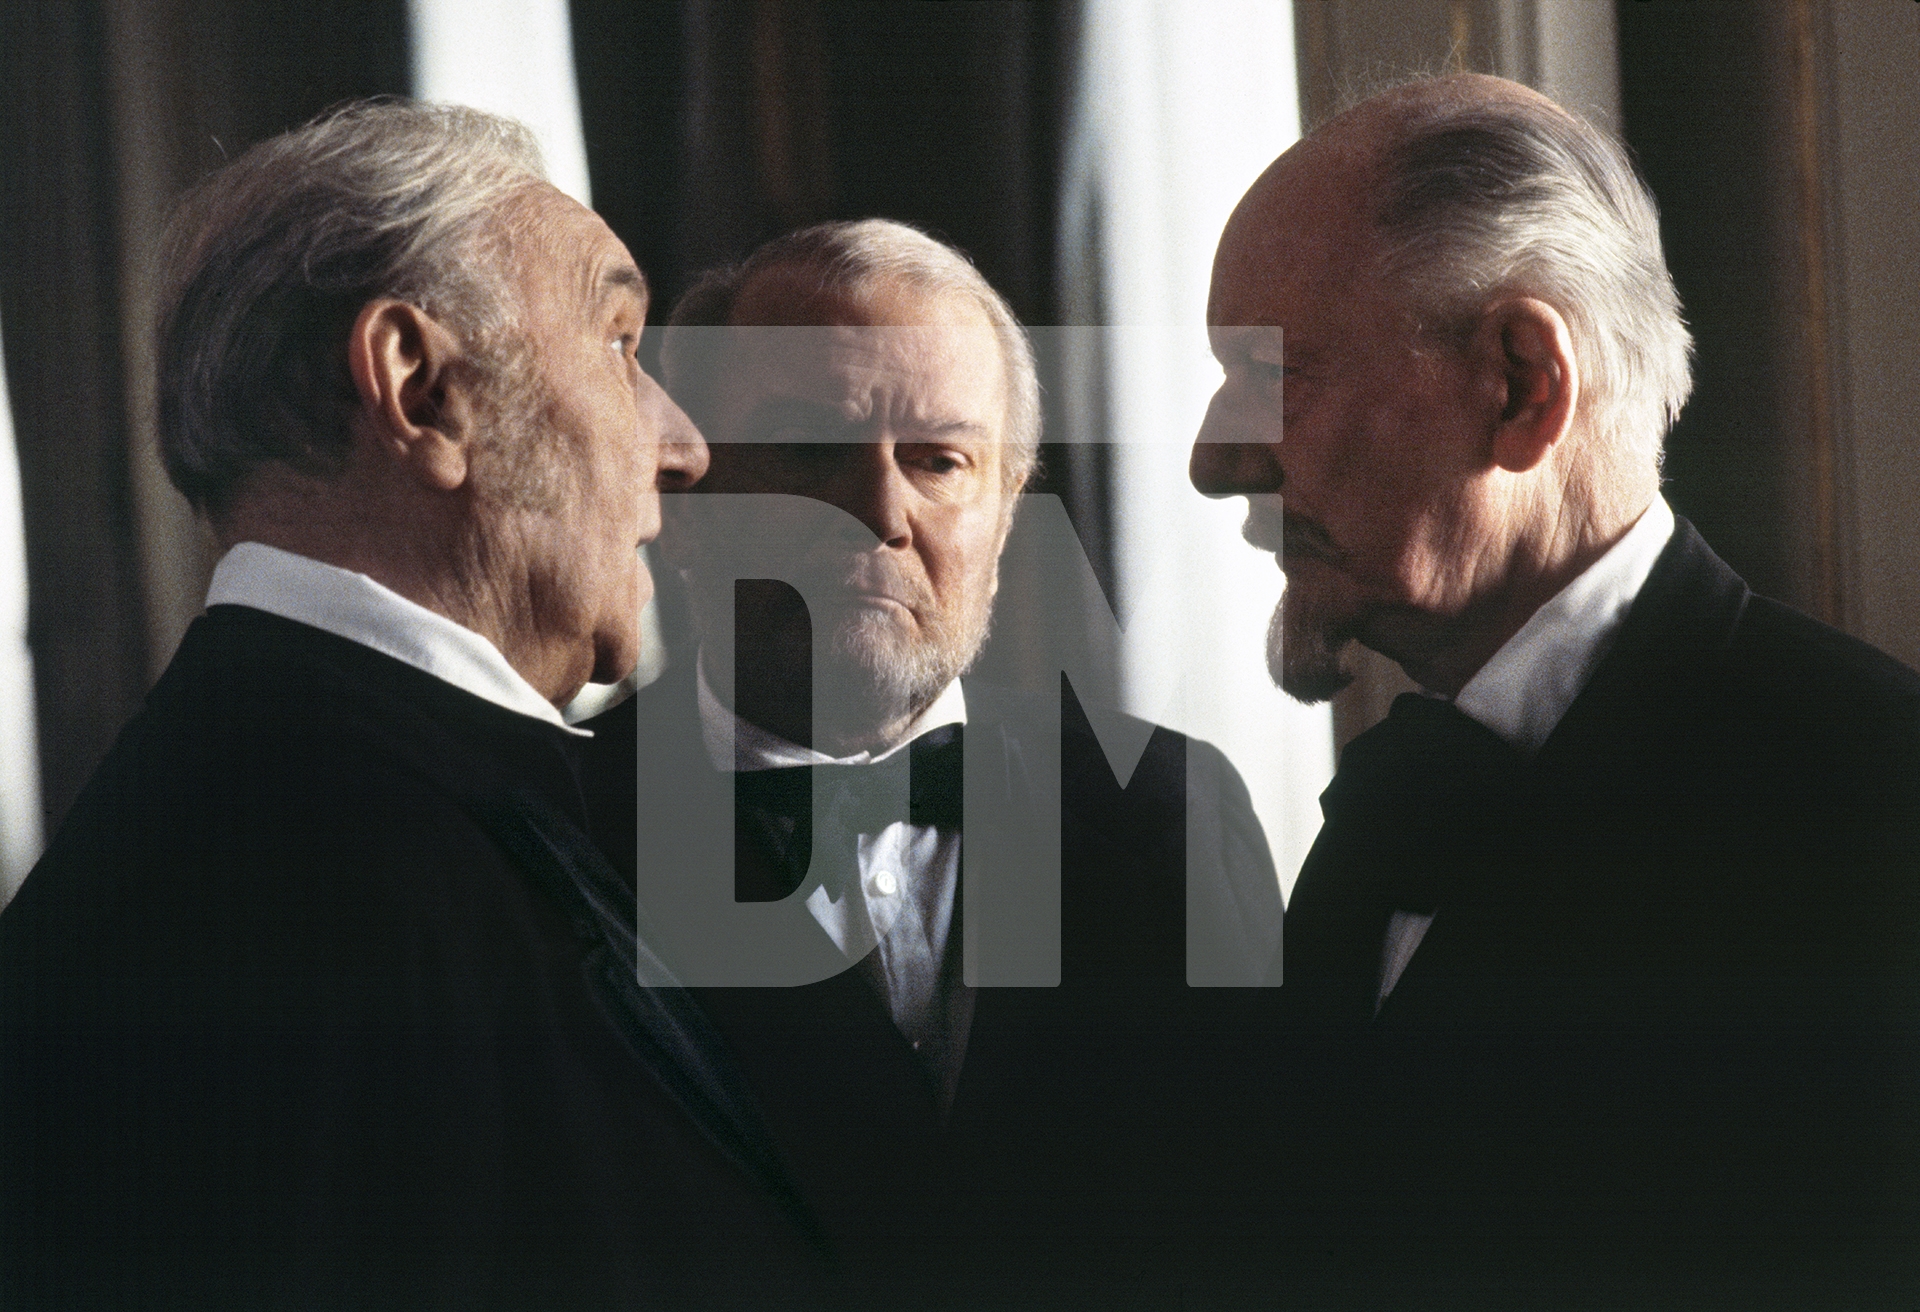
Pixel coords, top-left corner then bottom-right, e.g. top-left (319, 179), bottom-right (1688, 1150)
top-left (903, 446), bottom-right (969, 478)
top-left (609, 332), bottom-right (638, 361)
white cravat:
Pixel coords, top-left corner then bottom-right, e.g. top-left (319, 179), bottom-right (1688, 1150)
top-left (205, 542), bottom-right (585, 736)
top-left (1375, 498), bottom-right (1677, 1010)
top-left (695, 658), bottom-right (968, 1072)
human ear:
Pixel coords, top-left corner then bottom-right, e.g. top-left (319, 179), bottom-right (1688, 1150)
top-left (1472, 297), bottom-right (1579, 473)
top-left (345, 298), bottom-right (478, 491)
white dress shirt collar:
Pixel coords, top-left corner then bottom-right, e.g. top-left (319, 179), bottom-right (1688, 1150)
top-left (205, 541), bottom-right (585, 736)
top-left (1451, 496), bottom-right (1676, 755)
top-left (694, 652), bottom-right (967, 773)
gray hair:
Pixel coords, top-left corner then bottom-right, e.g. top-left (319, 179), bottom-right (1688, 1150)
top-left (661, 218), bottom-right (1041, 494)
top-left (156, 99), bottom-right (549, 520)
top-left (1369, 87), bottom-right (1692, 502)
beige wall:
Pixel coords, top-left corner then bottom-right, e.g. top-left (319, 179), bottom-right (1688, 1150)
top-left (1294, 0), bottom-right (1619, 128)
top-left (1830, 5), bottom-right (1920, 670)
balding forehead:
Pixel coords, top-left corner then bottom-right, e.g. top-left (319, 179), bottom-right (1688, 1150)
top-left (730, 264), bottom-right (846, 326)
top-left (1220, 137), bottom-right (1378, 255)
top-left (1314, 72), bottom-right (1572, 153)
top-left (1207, 129), bottom-right (1401, 333)
top-left (1248, 117), bottom-right (1389, 222)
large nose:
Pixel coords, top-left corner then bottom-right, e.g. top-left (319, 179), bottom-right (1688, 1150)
top-left (1189, 387), bottom-right (1283, 498)
top-left (646, 374), bottom-right (709, 490)
top-left (832, 442), bottom-right (912, 549)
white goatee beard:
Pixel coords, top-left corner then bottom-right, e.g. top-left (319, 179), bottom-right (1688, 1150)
top-left (691, 566), bottom-right (997, 744)
top-left (819, 593), bottom-right (993, 731)
top-left (1268, 590), bottom-right (1354, 705)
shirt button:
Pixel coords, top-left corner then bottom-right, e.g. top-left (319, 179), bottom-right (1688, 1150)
top-left (870, 870), bottom-right (899, 897)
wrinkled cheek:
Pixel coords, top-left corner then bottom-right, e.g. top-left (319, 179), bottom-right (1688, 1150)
top-left (1403, 503), bottom-right (1491, 610)
top-left (588, 554), bottom-right (649, 686)
top-left (1373, 548), bottom-right (1430, 612)
top-left (1392, 546), bottom-right (1470, 618)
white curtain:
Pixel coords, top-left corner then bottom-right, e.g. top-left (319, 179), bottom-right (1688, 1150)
top-left (1064, 1), bottom-right (1333, 898)
top-left (408, 0), bottom-right (594, 205)
top-left (0, 321), bottom-right (45, 906)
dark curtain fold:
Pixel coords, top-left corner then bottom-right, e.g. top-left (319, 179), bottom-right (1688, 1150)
top-left (0, 0), bottom-right (409, 831)
top-left (2, 0), bottom-right (152, 832)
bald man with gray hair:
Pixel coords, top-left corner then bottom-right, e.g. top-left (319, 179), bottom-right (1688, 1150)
top-left (1194, 74), bottom-right (1920, 1300)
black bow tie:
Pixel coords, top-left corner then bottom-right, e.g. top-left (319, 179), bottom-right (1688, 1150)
top-left (731, 724), bottom-right (964, 900)
top-left (1319, 694), bottom-right (1525, 841)
top-left (1318, 693), bottom-right (1529, 911)
top-left (1284, 694), bottom-right (1528, 1024)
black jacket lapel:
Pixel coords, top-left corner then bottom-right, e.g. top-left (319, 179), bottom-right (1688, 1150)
top-left (471, 789), bottom-right (827, 1256)
top-left (362, 675), bottom-right (830, 1257)
top-left (1537, 514), bottom-right (1750, 773)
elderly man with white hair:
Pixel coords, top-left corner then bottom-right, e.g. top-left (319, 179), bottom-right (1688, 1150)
top-left (0, 101), bottom-right (839, 1306)
top-left (579, 218), bottom-right (1286, 1300)
top-left (1193, 74), bottom-right (1920, 1299)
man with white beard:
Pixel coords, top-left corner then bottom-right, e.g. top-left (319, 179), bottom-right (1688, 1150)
top-left (579, 219), bottom-right (1285, 1302)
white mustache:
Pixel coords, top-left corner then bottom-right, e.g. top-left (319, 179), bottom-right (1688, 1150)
top-left (1242, 512), bottom-right (1285, 554)
top-left (1242, 509), bottom-right (1345, 566)
top-left (809, 554), bottom-right (930, 613)
top-left (1281, 524), bottom-right (1344, 564)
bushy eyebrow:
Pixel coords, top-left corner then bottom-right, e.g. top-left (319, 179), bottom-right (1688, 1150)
top-left (737, 397), bottom-right (860, 443)
top-left (903, 420), bottom-right (995, 442)
top-left (593, 262), bottom-right (648, 311)
top-left (739, 398), bottom-right (995, 445)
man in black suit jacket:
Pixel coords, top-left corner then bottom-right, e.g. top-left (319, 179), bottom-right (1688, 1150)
top-left (1190, 75), bottom-right (1920, 1303)
top-left (0, 101), bottom-right (828, 1306)
top-left (578, 220), bottom-right (1285, 1301)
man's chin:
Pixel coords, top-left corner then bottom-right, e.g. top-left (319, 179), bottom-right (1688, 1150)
top-left (589, 626), bottom-right (642, 689)
top-left (576, 558), bottom-right (651, 687)
top-left (1277, 663), bottom-right (1355, 706)
top-left (824, 620), bottom-right (952, 720)
top-left (708, 586), bottom-right (989, 736)
top-left (1267, 606), bottom-right (1354, 705)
